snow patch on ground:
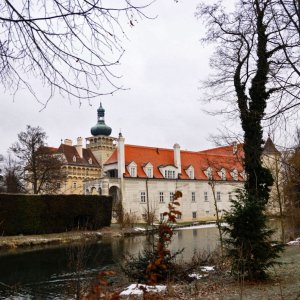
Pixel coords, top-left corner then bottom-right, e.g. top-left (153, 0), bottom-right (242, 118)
top-left (120, 284), bottom-right (166, 296)
top-left (188, 273), bottom-right (208, 279)
top-left (287, 237), bottom-right (300, 245)
top-left (188, 266), bottom-right (215, 280)
top-left (201, 266), bottom-right (215, 272)
top-left (134, 227), bottom-right (146, 231)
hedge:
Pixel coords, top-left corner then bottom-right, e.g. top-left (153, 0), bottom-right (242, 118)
top-left (0, 194), bottom-right (112, 236)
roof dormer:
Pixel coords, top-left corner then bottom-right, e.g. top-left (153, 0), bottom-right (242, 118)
top-left (230, 169), bottom-right (238, 181)
top-left (204, 167), bottom-right (213, 180)
top-left (185, 165), bottom-right (194, 179)
top-left (240, 170), bottom-right (247, 180)
top-left (218, 168), bottom-right (226, 180)
top-left (143, 162), bottom-right (153, 178)
top-left (127, 161), bottom-right (137, 177)
top-left (159, 165), bottom-right (177, 179)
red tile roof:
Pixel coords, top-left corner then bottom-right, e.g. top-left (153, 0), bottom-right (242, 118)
top-left (199, 143), bottom-right (244, 156)
top-left (51, 144), bottom-right (100, 167)
top-left (105, 144), bottom-right (244, 181)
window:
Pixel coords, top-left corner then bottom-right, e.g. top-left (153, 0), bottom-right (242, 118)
top-left (128, 162), bottom-right (137, 177)
top-left (186, 166), bottom-right (194, 179)
top-left (56, 182), bottom-right (61, 189)
top-left (73, 155), bottom-right (76, 162)
top-left (143, 163), bottom-right (153, 178)
top-left (73, 182), bottom-right (77, 189)
top-left (204, 167), bottom-right (212, 179)
top-left (169, 192), bottom-right (174, 202)
top-left (192, 192), bottom-right (196, 202)
top-left (88, 158), bottom-right (92, 164)
top-left (130, 167), bottom-right (136, 177)
top-left (159, 192), bottom-right (164, 203)
top-left (241, 170), bottom-right (247, 180)
top-left (142, 214), bottom-right (147, 221)
top-left (204, 191), bottom-right (208, 202)
top-left (231, 169), bottom-right (238, 181)
top-left (140, 191), bottom-right (146, 203)
top-left (228, 192), bottom-right (232, 201)
top-left (176, 213), bottom-right (182, 220)
top-left (164, 170), bottom-right (176, 179)
top-left (217, 192), bottom-right (221, 201)
top-left (146, 168), bottom-right (152, 178)
top-left (205, 210), bottom-right (210, 214)
top-left (192, 211), bottom-right (197, 219)
top-left (218, 168), bottom-right (226, 180)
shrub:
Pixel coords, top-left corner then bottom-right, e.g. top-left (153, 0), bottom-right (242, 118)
top-left (0, 194), bottom-right (112, 235)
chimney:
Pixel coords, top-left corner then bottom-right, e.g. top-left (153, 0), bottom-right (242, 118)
top-left (117, 132), bottom-right (125, 178)
top-left (75, 137), bottom-right (83, 158)
top-left (232, 141), bottom-right (238, 155)
top-left (64, 139), bottom-right (72, 146)
top-left (173, 143), bottom-right (181, 173)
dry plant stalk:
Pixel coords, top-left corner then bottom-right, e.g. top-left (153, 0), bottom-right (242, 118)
top-left (146, 190), bottom-right (182, 285)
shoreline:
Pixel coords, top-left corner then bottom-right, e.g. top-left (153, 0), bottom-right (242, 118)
top-left (0, 226), bottom-right (127, 252)
top-left (0, 222), bottom-right (218, 252)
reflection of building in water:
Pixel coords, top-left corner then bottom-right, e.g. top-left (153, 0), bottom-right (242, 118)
top-left (172, 227), bottom-right (219, 258)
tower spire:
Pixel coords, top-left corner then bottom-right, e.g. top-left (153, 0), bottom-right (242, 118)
top-left (91, 103), bottom-right (112, 136)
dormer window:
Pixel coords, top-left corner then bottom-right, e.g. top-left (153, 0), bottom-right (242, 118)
top-left (204, 167), bottom-right (213, 180)
top-left (231, 169), bottom-right (238, 181)
top-left (159, 166), bottom-right (177, 179)
top-left (127, 161), bottom-right (137, 177)
top-left (218, 168), bottom-right (226, 180)
top-left (240, 170), bottom-right (247, 180)
top-left (143, 163), bottom-right (153, 178)
top-left (130, 167), bottom-right (136, 177)
top-left (146, 168), bottom-right (152, 178)
top-left (88, 158), bottom-right (92, 164)
top-left (165, 170), bottom-right (175, 179)
top-left (73, 155), bottom-right (76, 162)
top-left (186, 166), bottom-right (194, 179)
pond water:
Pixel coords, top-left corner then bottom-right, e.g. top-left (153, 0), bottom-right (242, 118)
top-left (0, 225), bottom-right (219, 299)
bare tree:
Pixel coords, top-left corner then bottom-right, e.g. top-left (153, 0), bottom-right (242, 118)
top-left (0, 0), bottom-right (152, 103)
top-left (197, 0), bottom-right (300, 129)
top-left (10, 125), bottom-right (66, 194)
top-left (2, 154), bottom-right (24, 193)
top-left (198, 0), bottom-right (290, 279)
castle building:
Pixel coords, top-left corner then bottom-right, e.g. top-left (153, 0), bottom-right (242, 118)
top-left (43, 138), bottom-right (101, 194)
top-left (42, 103), bottom-right (115, 194)
top-left (84, 133), bottom-right (247, 223)
top-left (44, 104), bottom-right (282, 222)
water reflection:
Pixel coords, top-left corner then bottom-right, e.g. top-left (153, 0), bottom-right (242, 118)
top-left (0, 226), bottom-right (219, 299)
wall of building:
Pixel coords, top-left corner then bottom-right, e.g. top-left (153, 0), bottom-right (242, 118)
top-left (121, 178), bottom-right (243, 223)
top-left (60, 165), bottom-right (101, 195)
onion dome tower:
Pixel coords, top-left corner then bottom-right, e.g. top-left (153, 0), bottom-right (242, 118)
top-left (91, 103), bottom-right (112, 136)
top-left (86, 103), bottom-right (116, 171)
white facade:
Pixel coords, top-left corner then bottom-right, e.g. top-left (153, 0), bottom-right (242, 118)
top-left (84, 134), bottom-right (245, 223)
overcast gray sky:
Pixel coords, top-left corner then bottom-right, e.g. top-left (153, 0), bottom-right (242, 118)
top-left (0, 0), bottom-right (237, 155)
